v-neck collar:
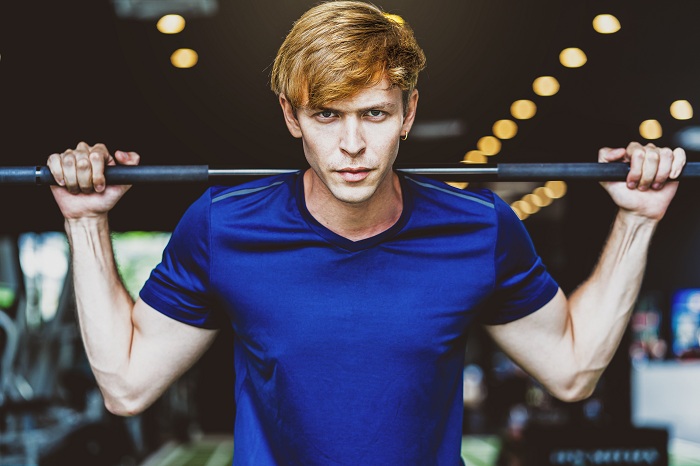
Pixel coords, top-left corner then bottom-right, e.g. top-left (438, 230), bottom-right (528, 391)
top-left (295, 171), bottom-right (413, 252)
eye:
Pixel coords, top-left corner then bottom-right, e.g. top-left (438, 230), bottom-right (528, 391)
top-left (318, 110), bottom-right (335, 119)
top-left (367, 110), bottom-right (384, 117)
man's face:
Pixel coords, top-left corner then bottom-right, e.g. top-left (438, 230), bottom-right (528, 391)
top-left (280, 79), bottom-right (418, 206)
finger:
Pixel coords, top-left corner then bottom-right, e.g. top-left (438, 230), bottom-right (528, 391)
top-left (115, 150), bottom-right (141, 166)
top-left (626, 147), bottom-right (645, 189)
top-left (61, 151), bottom-right (80, 194)
top-left (626, 141), bottom-right (644, 156)
top-left (637, 146), bottom-right (661, 190)
top-left (598, 147), bottom-right (626, 163)
top-left (46, 153), bottom-right (66, 186)
top-left (67, 143), bottom-right (96, 194)
top-left (89, 143), bottom-right (114, 163)
top-left (670, 147), bottom-right (687, 179)
top-left (651, 147), bottom-right (673, 189)
top-left (111, 150), bottom-right (140, 193)
top-left (75, 151), bottom-right (95, 194)
top-left (89, 150), bottom-right (106, 193)
top-left (76, 141), bottom-right (91, 152)
top-left (86, 143), bottom-right (112, 192)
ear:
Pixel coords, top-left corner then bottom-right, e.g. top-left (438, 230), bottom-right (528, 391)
top-left (279, 94), bottom-right (303, 139)
top-left (401, 89), bottom-right (420, 135)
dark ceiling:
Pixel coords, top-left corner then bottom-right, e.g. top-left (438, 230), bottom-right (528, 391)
top-left (0, 0), bottom-right (699, 235)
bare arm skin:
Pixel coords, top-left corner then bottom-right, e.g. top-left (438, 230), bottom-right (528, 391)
top-left (49, 142), bottom-right (218, 416)
top-left (485, 142), bottom-right (686, 402)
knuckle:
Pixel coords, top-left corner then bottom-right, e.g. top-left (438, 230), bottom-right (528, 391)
top-left (63, 154), bottom-right (75, 167)
top-left (76, 157), bottom-right (91, 169)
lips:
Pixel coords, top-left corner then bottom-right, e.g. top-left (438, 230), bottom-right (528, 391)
top-left (337, 167), bottom-right (372, 182)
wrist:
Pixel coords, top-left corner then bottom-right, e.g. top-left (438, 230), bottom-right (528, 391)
top-left (614, 209), bottom-right (659, 234)
top-left (64, 215), bottom-right (110, 236)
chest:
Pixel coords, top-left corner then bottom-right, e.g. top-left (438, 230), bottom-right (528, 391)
top-left (210, 233), bottom-right (495, 360)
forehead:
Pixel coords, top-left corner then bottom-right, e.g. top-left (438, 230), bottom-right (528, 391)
top-left (315, 79), bottom-right (402, 111)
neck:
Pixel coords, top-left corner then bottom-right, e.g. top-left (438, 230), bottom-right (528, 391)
top-left (304, 170), bottom-right (403, 242)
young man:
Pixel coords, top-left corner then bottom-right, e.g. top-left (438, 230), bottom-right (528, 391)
top-left (47, 1), bottom-right (686, 464)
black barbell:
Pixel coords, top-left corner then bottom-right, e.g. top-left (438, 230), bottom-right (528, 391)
top-left (0, 162), bottom-right (697, 185)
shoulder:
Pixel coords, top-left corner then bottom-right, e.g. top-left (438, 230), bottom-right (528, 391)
top-left (174, 172), bottom-right (300, 229)
top-left (401, 173), bottom-right (501, 213)
top-left (207, 171), bottom-right (300, 206)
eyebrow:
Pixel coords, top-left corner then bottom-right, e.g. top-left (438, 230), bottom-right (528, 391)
top-left (318, 101), bottom-right (399, 114)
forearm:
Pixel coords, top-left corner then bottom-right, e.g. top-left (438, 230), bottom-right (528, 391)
top-left (567, 209), bottom-right (657, 383)
top-left (488, 144), bottom-right (683, 402)
top-left (65, 215), bottom-right (136, 397)
top-left (49, 145), bottom-right (217, 415)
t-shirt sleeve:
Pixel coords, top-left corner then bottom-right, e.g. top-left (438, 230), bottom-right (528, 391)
top-left (139, 189), bottom-right (224, 329)
top-left (480, 195), bottom-right (560, 325)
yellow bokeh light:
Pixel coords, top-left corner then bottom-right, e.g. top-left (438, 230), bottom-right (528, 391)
top-left (462, 150), bottom-right (488, 164)
top-left (544, 181), bottom-right (567, 199)
top-left (171, 48), bottom-right (199, 68)
top-left (533, 187), bottom-right (554, 206)
top-left (383, 13), bottom-right (405, 25)
top-left (510, 100), bottom-right (537, 120)
top-left (157, 14), bottom-right (186, 34)
top-left (670, 100), bottom-right (693, 120)
top-left (477, 136), bottom-right (501, 156)
top-left (492, 120), bottom-right (518, 139)
top-left (559, 48), bottom-right (587, 68)
top-left (592, 14), bottom-right (621, 34)
top-left (523, 200), bottom-right (540, 215)
top-left (514, 200), bottom-right (539, 215)
top-left (639, 119), bottom-right (662, 140)
top-left (511, 203), bottom-right (527, 221)
top-left (525, 193), bottom-right (550, 208)
top-left (533, 76), bottom-right (560, 97)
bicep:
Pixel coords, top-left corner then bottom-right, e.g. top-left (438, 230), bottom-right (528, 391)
top-left (484, 288), bottom-right (572, 386)
top-left (128, 298), bottom-right (219, 400)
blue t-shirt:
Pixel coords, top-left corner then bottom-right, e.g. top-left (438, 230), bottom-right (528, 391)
top-left (140, 171), bottom-right (559, 466)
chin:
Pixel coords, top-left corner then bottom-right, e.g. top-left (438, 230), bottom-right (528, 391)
top-left (330, 186), bottom-right (376, 205)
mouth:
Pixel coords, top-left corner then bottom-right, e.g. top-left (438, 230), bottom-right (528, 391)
top-left (336, 167), bottom-right (372, 182)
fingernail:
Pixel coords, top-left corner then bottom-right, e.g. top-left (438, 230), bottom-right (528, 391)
top-left (627, 182), bottom-right (636, 189)
top-left (652, 183), bottom-right (662, 190)
top-left (95, 184), bottom-right (105, 192)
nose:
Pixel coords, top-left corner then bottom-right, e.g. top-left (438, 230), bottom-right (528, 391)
top-left (339, 117), bottom-right (366, 157)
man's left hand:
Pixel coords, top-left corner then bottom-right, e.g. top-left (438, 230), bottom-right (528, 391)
top-left (599, 142), bottom-right (686, 221)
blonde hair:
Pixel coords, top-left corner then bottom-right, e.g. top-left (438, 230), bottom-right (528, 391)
top-left (270, 1), bottom-right (426, 111)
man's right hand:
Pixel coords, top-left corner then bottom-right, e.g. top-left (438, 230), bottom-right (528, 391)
top-left (47, 141), bottom-right (140, 219)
